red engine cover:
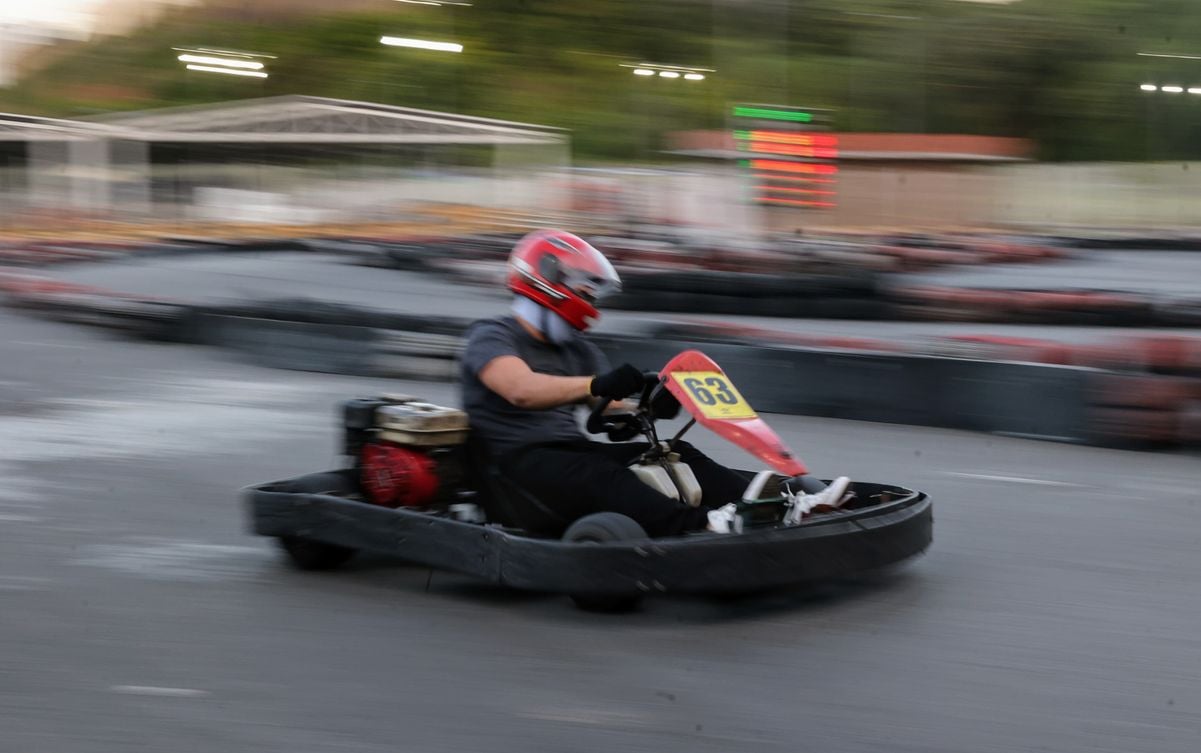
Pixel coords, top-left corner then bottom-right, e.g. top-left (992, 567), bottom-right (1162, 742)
top-left (360, 443), bottom-right (440, 508)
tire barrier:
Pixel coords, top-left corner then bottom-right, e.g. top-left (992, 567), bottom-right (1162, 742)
top-left (1124, 335), bottom-right (1201, 375)
top-left (6, 272), bottom-right (1200, 448)
top-left (925, 335), bottom-right (1077, 365)
top-left (1082, 372), bottom-right (1201, 447)
top-left (646, 321), bottom-right (901, 353)
top-left (1086, 407), bottom-right (1182, 446)
top-left (187, 315), bottom-right (462, 381)
top-left (594, 335), bottom-right (1098, 443)
top-left (876, 236), bottom-right (1066, 271)
top-left (1052, 234), bottom-right (1201, 252)
top-left (1152, 298), bottom-right (1201, 327)
top-left (619, 269), bottom-right (880, 298)
top-left (1180, 402), bottom-right (1201, 446)
top-left (1087, 373), bottom-right (1201, 411)
top-left (205, 299), bottom-right (468, 337)
top-left (0, 243), bottom-right (129, 266)
top-left (889, 286), bottom-right (1159, 326)
top-left (370, 330), bottom-right (463, 381)
top-left (606, 290), bottom-right (890, 320)
top-left (193, 314), bottom-right (380, 376)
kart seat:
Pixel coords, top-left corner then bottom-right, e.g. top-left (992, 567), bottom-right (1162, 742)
top-left (464, 437), bottom-right (571, 535)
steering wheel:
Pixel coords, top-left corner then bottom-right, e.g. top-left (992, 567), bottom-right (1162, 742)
top-left (584, 373), bottom-right (662, 439)
top-left (585, 396), bottom-right (639, 437)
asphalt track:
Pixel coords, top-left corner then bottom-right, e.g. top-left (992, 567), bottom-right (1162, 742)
top-left (2, 308), bottom-right (1200, 753)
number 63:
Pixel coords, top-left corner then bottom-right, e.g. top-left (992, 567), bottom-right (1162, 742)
top-left (682, 376), bottom-right (738, 406)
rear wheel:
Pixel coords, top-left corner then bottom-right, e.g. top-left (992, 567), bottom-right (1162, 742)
top-left (562, 513), bottom-right (648, 612)
top-left (277, 536), bottom-right (356, 571)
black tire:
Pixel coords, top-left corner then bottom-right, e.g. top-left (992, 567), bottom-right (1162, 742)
top-left (277, 536), bottom-right (356, 571)
top-left (562, 513), bottom-right (648, 612)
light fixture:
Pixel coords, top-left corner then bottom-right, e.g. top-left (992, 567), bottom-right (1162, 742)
top-left (185, 64), bottom-right (268, 78)
top-left (173, 46), bottom-right (276, 59)
top-left (394, 0), bottom-right (472, 5)
top-left (1162, 85), bottom-right (1185, 93)
top-left (1138, 52), bottom-right (1201, 60)
top-left (1189, 88), bottom-right (1201, 95)
top-left (620, 62), bottom-right (714, 81)
top-left (380, 36), bottom-right (464, 53)
top-left (1140, 84), bottom-right (1159, 91)
top-left (178, 54), bottom-right (264, 70)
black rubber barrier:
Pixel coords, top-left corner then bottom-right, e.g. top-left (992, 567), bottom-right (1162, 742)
top-left (593, 335), bottom-right (1098, 444)
top-left (201, 299), bottom-right (468, 336)
top-left (1053, 236), bottom-right (1201, 251)
top-left (194, 314), bottom-right (380, 376)
top-left (619, 269), bottom-right (880, 298)
top-left (10, 287), bottom-right (1190, 447)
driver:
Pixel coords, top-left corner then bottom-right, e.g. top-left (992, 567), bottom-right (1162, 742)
top-left (460, 229), bottom-right (850, 536)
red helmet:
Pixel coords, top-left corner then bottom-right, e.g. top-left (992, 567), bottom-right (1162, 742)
top-left (507, 230), bottom-right (620, 330)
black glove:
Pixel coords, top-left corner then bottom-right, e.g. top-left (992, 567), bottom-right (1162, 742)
top-left (589, 363), bottom-right (646, 400)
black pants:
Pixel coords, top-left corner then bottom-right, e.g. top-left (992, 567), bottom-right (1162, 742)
top-left (501, 440), bottom-right (749, 537)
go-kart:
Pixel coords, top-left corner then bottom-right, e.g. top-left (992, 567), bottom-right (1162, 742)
top-left (244, 350), bottom-right (931, 610)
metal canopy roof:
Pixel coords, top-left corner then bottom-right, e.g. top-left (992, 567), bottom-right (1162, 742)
top-left (85, 95), bottom-right (568, 145)
top-left (0, 113), bottom-right (115, 142)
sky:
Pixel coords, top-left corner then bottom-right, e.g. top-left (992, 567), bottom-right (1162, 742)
top-left (0, 0), bottom-right (101, 34)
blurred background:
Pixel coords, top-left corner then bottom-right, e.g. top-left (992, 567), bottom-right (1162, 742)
top-left (4, 0), bottom-right (1201, 230)
top-left (3, 3), bottom-right (1201, 753)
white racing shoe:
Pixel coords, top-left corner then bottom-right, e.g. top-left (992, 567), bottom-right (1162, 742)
top-left (782, 476), bottom-right (852, 526)
top-left (707, 503), bottom-right (744, 534)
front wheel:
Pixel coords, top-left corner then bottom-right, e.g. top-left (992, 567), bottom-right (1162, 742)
top-left (276, 536), bottom-right (356, 571)
top-left (562, 513), bottom-right (647, 612)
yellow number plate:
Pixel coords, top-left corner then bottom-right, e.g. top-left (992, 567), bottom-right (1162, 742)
top-left (671, 371), bottom-right (758, 420)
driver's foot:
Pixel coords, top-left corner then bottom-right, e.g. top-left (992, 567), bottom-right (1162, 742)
top-left (707, 503), bottom-right (744, 534)
top-left (782, 476), bottom-right (852, 525)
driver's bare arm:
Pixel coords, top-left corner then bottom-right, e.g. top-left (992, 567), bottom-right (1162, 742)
top-left (480, 355), bottom-right (593, 410)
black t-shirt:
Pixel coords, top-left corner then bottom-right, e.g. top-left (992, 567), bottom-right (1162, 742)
top-left (460, 316), bottom-right (610, 456)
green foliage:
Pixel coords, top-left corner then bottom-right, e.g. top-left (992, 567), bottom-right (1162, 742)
top-left (4, 0), bottom-right (1201, 161)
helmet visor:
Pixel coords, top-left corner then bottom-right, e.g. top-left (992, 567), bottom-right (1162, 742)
top-left (562, 246), bottom-right (621, 303)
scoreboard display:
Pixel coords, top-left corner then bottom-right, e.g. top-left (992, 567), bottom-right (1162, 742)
top-left (730, 104), bottom-right (837, 208)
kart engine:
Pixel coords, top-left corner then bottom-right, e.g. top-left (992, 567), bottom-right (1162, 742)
top-left (343, 396), bottom-right (468, 509)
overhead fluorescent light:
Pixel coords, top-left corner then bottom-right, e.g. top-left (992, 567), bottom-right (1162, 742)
top-left (619, 62), bottom-right (715, 72)
top-left (394, 0), bottom-right (473, 5)
top-left (1140, 84), bottom-right (1158, 91)
top-left (1189, 88), bottom-right (1201, 95)
top-left (684, 73), bottom-right (705, 81)
top-left (632, 68), bottom-right (655, 76)
top-left (1138, 52), bottom-right (1201, 60)
top-left (178, 54), bottom-right (264, 70)
top-left (1162, 85), bottom-right (1184, 93)
top-left (185, 64), bottom-right (268, 78)
top-left (658, 71), bottom-right (681, 78)
top-left (172, 46), bottom-right (276, 59)
top-left (380, 36), bottom-right (463, 53)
